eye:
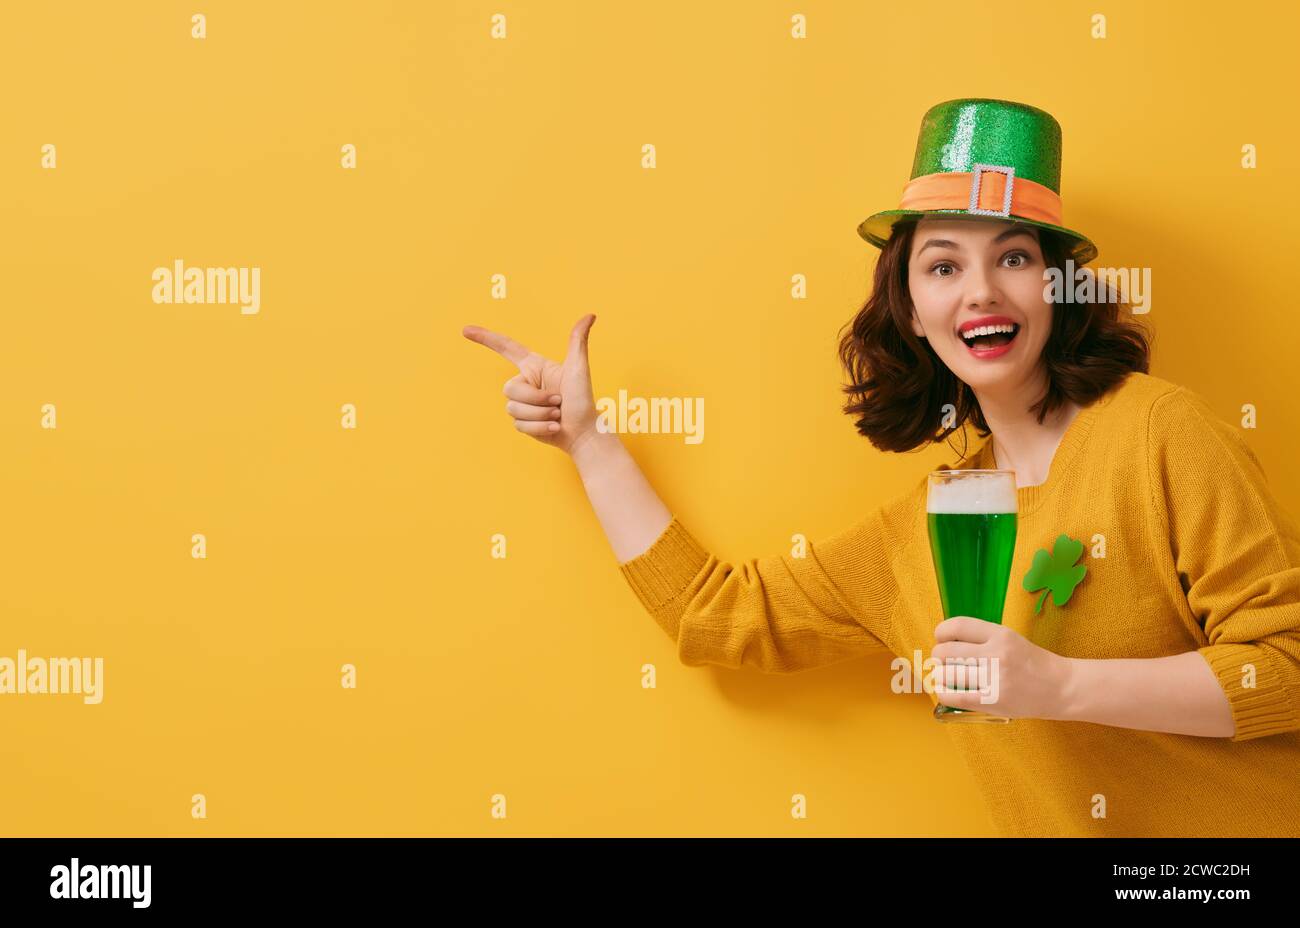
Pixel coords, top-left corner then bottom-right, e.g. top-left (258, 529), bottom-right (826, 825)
top-left (1003, 250), bottom-right (1032, 268)
top-left (929, 261), bottom-right (956, 278)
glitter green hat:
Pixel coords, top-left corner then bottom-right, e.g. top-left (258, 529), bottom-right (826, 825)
top-left (857, 99), bottom-right (1098, 265)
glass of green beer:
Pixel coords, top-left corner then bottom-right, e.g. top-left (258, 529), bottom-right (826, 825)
top-left (926, 469), bottom-right (1018, 723)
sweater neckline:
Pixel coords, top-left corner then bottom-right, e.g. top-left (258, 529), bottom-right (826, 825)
top-left (970, 392), bottom-right (1108, 517)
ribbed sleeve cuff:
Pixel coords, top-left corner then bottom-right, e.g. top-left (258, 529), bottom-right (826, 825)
top-left (1198, 643), bottom-right (1300, 742)
top-left (618, 515), bottom-right (711, 614)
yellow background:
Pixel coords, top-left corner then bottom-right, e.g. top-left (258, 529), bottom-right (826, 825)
top-left (2, 0), bottom-right (1297, 836)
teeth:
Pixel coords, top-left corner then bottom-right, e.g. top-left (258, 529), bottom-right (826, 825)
top-left (961, 323), bottom-right (1017, 341)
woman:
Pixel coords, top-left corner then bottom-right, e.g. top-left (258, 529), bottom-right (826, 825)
top-left (462, 99), bottom-right (1300, 837)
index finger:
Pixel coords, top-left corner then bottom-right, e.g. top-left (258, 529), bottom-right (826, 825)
top-left (462, 324), bottom-right (532, 368)
top-left (934, 616), bottom-right (995, 644)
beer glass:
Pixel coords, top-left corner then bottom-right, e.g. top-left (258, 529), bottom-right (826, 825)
top-left (926, 469), bottom-right (1018, 723)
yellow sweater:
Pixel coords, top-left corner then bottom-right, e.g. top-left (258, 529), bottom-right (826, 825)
top-left (617, 371), bottom-right (1300, 837)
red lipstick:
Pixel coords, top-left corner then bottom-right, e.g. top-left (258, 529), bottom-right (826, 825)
top-left (956, 315), bottom-right (1021, 360)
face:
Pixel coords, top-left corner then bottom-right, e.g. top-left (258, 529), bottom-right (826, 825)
top-left (906, 217), bottom-right (1052, 396)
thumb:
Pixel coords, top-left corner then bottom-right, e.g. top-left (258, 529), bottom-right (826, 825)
top-left (564, 313), bottom-right (596, 378)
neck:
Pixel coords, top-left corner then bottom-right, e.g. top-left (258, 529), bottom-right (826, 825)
top-left (972, 368), bottom-right (1082, 488)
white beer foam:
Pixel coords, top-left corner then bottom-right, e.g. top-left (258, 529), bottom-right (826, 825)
top-left (927, 474), bottom-right (1018, 513)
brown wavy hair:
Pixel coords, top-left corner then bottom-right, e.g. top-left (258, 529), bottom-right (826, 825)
top-left (838, 217), bottom-right (1151, 454)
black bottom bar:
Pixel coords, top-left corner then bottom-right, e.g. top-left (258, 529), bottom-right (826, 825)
top-left (0, 836), bottom-right (1287, 915)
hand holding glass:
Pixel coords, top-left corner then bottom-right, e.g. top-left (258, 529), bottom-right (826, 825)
top-left (926, 470), bottom-right (1018, 723)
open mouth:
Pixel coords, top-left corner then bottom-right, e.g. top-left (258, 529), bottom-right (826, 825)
top-left (958, 321), bottom-right (1020, 357)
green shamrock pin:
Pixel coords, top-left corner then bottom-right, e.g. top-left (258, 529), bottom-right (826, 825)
top-left (1022, 534), bottom-right (1088, 614)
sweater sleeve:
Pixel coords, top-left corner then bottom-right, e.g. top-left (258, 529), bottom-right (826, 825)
top-left (617, 508), bottom-right (904, 674)
top-left (1148, 387), bottom-right (1300, 741)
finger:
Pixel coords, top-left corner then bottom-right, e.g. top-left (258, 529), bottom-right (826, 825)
top-left (940, 657), bottom-right (995, 690)
top-left (463, 324), bottom-right (532, 368)
top-left (933, 686), bottom-right (979, 710)
top-left (934, 616), bottom-right (995, 644)
top-left (513, 419), bottom-right (562, 437)
top-left (937, 687), bottom-right (1009, 716)
top-left (564, 313), bottom-right (596, 376)
top-left (506, 400), bottom-right (562, 422)
top-left (936, 688), bottom-right (1008, 716)
top-left (503, 376), bottom-right (561, 406)
top-left (930, 642), bottom-right (982, 663)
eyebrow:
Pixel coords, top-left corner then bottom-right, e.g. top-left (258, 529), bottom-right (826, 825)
top-left (916, 226), bottom-right (1038, 257)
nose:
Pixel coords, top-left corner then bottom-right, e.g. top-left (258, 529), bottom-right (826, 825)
top-left (963, 262), bottom-right (1002, 309)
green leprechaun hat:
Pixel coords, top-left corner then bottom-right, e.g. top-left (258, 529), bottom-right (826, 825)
top-left (858, 98), bottom-right (1098, 265)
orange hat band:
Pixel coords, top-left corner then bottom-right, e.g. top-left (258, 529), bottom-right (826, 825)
top-left (898, 166), bottom-right (1063, 227)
